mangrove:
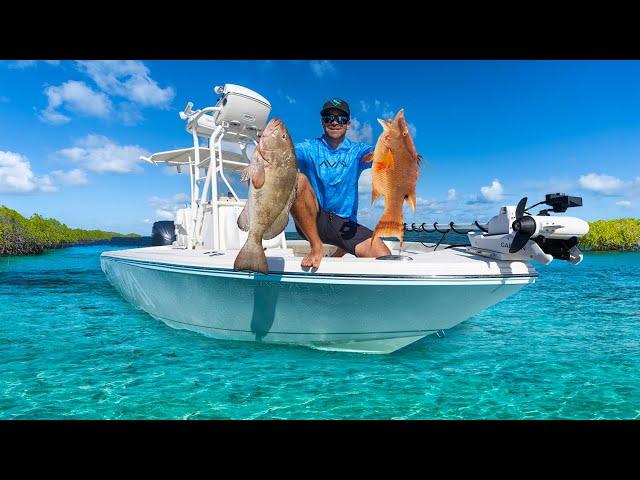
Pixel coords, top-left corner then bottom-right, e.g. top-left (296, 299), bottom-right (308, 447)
top-left (0, 205), bottom-right (140, 256)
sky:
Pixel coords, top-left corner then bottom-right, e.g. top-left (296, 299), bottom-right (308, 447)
top-left (1, 59), bottom-right (639, 235)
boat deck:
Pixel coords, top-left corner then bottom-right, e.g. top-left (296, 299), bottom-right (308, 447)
top-left (101, 240), bottom-right (537, 282)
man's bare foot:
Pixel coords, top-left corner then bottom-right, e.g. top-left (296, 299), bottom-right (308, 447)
top-left (301, 245), bottom-right (324, 269)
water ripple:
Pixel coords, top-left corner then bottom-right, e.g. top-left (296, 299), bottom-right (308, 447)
top-left (1, 246), bottom-right (639, 419)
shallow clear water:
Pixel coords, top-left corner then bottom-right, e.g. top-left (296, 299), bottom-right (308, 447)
top-left (1, 244), bottom-right (639, 419)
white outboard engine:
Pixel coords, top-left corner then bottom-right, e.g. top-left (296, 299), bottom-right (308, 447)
top-left (468, 193), bottom-right (589, 265)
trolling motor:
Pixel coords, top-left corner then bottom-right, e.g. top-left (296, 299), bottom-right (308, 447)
top-left (468, 193), bottom-right (589, 265)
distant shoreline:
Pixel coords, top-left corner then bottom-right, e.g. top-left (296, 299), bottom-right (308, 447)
top-left (0, 205), bottom-right (140, 257)
top-left (1, 206), bottom-right (638, 256)
top-left (578, 218), bottom-right (640, 252)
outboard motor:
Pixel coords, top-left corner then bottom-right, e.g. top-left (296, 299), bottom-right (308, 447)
top-left (468, 193), bottom-right (589, 265)
top-left (151, 221), bottom-right (176, 246)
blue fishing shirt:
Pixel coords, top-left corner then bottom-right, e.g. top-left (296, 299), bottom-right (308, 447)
top-left (295, 135), bottom-right (374, 222)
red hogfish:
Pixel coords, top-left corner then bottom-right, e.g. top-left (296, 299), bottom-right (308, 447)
top-left (366, 109), bottom-right (421, 245)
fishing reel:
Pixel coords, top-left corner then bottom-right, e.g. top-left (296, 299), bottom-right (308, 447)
top-left (468, 193), bottom-right (589, 265)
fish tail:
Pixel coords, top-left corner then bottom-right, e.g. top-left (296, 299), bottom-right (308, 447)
top-left (372, 209), bottom-right (404, 244)
top-left (233, 235), bottom-right (268, 274)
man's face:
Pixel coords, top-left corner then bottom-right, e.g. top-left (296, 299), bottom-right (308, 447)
top-left (321, 108), bottom-right (350, 140)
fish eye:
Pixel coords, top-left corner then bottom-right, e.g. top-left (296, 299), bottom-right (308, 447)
top-left (402, 131), bottom-right (408, 136)
top-left (281, 134), bottom-right (287, 140)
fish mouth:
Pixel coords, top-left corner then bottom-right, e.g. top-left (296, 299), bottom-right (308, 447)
top-left (256, 118), bottom-right (286, 154)
top-left (261, 118), bottom-right (282, 136)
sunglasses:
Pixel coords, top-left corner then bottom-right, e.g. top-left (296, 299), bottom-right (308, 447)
top-left (322, 114), bottom-right (349, 125)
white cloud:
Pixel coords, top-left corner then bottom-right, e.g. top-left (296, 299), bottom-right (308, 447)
top-left (346, 118), bottom-right (374, 144)
top-left (358, 170), bottom-right (377, 217)
top-left (480, 179), bottom-right (504, 202)
top-left (0, 151), bottom-right (37, 193)
top-left (360, 100), bottom-right (369, 113)
top-left (149, 193), bottom-right (189, 220)
top-left (117, 102), bottom-right (144, 126)
top-left (38, 175), bottom-right (58, 193)
top-left (51, 168), bottom-right (89, 186)
top-left (8, 60), bottom-right (59, 69)
top-left (76, 60), bottom-right (175, 108)
top-left (0, 151), bottom-right (56, 194)
top-left (447, 188), bottom-right (457, 201)
top-left (56, 135), bottom-right (150, 174)
top-left (155, 209), bottom-right (175, 220)
top-left (9, 60), bottom-right (36, 69)
top-left (410, 197), bottom-right (447, 217)
top-left (578, 173), bottom-right (635, 196)
top-left (408, 122), bottom-right (417, 138)
top-left (276, 89), bottom-right (296, 104)
top-left (381, 109), bottom-right (395, 120)
top-left (468, 179), bottom-right (504, 204)
top-left (616, 200), bottom-right (632, 207)
top-left (40, 80), bottom-right (112, 124)
top-left (309, 60), bottom-right (337, 78)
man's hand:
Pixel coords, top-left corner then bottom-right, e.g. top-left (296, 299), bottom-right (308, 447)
top-left (362, 152), bottom-right (374, 163)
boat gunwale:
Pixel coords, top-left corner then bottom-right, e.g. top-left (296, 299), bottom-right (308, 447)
top-left (100, 253), bottom-right (539, 282)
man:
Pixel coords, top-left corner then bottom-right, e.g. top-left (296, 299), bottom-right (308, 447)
top-left (291, 98), bottom-right (391, 269)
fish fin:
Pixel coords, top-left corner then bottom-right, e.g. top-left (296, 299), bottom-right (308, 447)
top-left (372, 147), bottom-right (395, 174)
top-left (240, 166), bottom-right (251, 183)
top-left (252, 164), bottom-right (265, 189)
top-left (371, 148), bottom-right (393, 204)
top-left (377, 118), bottom-right (391, 130)
top-left (241, 163), bottom-right (265, 189)
top-left (371, 181), bottom-right (382, 205)
top-left (234, 236), bottom-right (268, 274)
top-left (263, 183), bottom-right (297, 240)
top-left (237, 203), bottom-right (250, 232)
top-left (381, 148), bottom-right (395, 169)
top-left (405, 191), bottom-right (417, 212)
top-left (371, 210), bottom-right (404, 245)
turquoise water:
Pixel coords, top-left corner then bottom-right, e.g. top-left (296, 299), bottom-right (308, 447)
top-left (1, 243), bottom-right (639, 419)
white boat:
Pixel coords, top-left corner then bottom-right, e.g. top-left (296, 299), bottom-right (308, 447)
top-left (101, 84), bottom-right (589, 354)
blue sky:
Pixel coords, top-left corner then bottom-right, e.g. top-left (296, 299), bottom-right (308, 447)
top-left (1, 60), bottom-right (639, 235)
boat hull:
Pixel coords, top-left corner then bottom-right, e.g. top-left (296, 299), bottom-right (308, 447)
top-left (100, 254), bottom-right (534, 354)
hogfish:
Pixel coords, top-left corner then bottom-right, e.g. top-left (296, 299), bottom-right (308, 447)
top-left (367, 109), bottom-right (421, 245)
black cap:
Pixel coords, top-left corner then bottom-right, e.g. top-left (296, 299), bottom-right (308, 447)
top-left (320, 98), bottom-right (350, 117)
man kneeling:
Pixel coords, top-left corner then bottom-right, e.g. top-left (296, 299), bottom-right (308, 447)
top-left (290, 98), bottom-right (391, 269)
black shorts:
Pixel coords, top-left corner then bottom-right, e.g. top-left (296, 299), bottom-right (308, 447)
top-left (294, 209), bottom-right (374, 256)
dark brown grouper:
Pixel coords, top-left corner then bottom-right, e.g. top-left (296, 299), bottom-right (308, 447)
top-left (233, 118), bottom-right (298, 274)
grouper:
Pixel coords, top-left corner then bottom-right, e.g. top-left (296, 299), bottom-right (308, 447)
top-left (233, 118), bottom-right (298, 274)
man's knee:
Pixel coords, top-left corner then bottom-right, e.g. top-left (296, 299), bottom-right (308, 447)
top-left (297, 172), bottom-right (311, 191)
top-left (355, 236), bottom-right (388, 258)
top-left (294, 172), bottom-right (319, 212)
